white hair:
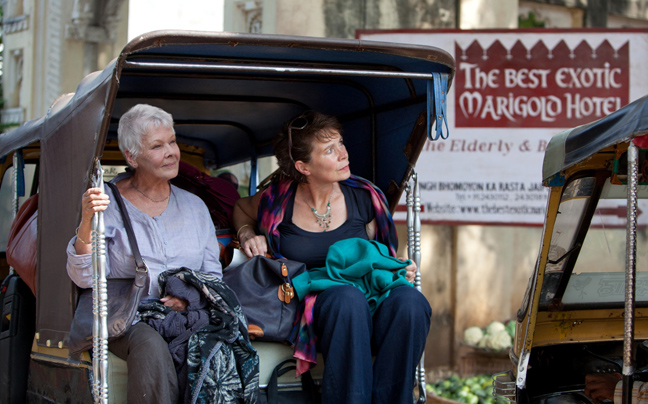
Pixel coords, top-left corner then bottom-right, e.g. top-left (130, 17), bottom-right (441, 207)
top-left (117, 104), bottom-right (174, 162)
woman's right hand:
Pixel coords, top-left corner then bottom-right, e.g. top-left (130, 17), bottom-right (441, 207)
top-left (238, 228), bottom-right (268, 258)
top-left (81, 187), bottom-right (110, 221)
top-left (233, 194), bottom-right (267, 258)
top-left (74, 187), bottom-right (110, 253)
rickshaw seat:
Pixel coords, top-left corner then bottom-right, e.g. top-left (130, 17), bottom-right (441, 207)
top-left (102, 341), bottom-right (323, 403)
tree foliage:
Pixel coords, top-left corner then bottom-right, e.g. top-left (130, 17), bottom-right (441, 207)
top-left (519, 12), bottom-right (546, 28)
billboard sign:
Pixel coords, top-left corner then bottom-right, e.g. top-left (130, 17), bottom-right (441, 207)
top-left (359, 29), bottom-right (648, 225)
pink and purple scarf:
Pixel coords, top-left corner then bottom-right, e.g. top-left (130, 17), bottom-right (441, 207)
top-left (257, 175), bottom-right (399, 375)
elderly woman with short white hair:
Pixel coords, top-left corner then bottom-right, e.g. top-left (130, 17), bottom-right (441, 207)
top-left (66, 104), bottom-right (222, 404)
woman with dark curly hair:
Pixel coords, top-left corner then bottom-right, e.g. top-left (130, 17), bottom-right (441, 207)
top-left (233, 110), bottom-right (431, 404)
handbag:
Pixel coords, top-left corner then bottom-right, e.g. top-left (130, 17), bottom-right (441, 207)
top-left (223, 255), bottom-right (306, 342)
top-left (260, 359), bottom-right (320, 404)
top-left (68, 182), bottom-right (148, 355)
top-left (6, 193), bottom-right (38, 296)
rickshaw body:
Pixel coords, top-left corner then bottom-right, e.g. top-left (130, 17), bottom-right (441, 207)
top-left (494, 95), bottom-right (648, 404)
top-left (0, 31), bottom-right (454, 403)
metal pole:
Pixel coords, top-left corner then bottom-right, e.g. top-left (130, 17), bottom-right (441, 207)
top-left (406, 183), bottom-right (414, 261)
top-left (413, 173), bottom-right (422, 283)
top-left (91, 163), bottom-right (109, 404)
top-left (9, 152), bottom-right (19, 275)
top-left (123, 60), bottom-right (438, 80)
top-left (413, 173), bottom-right (426, 404)
top-left (11, 151), bottom-right (19, 218)
top-left (622, 143), bottom-right (639, 404)
top-left (407, 173), bottom-right (426, 403)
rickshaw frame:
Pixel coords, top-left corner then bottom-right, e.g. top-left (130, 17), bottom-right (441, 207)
top-left (0, 30), bottom-right (455, 403)
top-left (494, 94), bottom-right (648, 404)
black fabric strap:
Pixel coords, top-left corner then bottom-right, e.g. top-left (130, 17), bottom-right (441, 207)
top-left (267, 359), bottom-right (318, 404)
top-left (105, 182), bottom-right (147, 272)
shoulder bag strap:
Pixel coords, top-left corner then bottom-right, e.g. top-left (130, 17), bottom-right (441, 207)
top-left (105, 182), bottom-right (148, 277)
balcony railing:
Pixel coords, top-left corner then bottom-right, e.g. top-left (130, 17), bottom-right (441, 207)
top-left (1, 107), bottom-right (25, 128)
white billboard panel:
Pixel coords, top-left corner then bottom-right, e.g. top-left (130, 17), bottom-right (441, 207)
top-left (359, 29), bottom-right (648, 225)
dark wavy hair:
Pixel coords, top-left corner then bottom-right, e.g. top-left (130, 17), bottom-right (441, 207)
top-left (273, 111), bottom-right (343, 184)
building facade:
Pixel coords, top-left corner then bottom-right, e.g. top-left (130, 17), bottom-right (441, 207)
top-left (1, 0), bottom-right (128, 126)
top-left (224, 0), bottom-right (648, 36)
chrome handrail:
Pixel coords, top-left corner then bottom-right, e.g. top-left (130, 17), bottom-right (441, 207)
top-left (11, 151), bottom-right (19, 219)
top-left (407, 172), bottom-right (426, 403)
top-left (123, 60), bottom-right (439, 79)
top-left (9, 151), bottom-right (19, 276)
top-left (622, 143), bottom-right (639, 404)
top-left (91, 162), bottom-right (109, 404)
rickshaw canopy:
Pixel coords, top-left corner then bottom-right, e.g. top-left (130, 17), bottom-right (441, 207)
top-left (543, 94), bottom-right (648, 183)
top-left (0, 30), bottom-right (455, 347)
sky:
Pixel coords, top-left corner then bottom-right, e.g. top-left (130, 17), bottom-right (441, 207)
top-left (128, 0), bottom-right (224, 40)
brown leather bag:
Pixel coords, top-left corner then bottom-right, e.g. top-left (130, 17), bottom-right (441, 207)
top-left (6, 193), bottom-right (38, 296)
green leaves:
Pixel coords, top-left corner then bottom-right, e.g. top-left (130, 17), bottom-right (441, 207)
top-left (427, 374), bottom-right (508, 404)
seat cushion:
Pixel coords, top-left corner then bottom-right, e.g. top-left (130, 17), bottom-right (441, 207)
top-left (104, 342), bottom-right (324, 400)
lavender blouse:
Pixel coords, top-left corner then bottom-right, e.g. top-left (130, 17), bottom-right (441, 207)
top-left (66, 173), bottom-right (222, 300)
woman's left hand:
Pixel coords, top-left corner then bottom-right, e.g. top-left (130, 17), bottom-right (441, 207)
top-left (161, 295), bottom-right (189, 312)
top-left (399, 258), bottom-right (417, 283)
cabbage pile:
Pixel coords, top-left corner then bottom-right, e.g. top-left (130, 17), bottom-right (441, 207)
top-left (427, 374), bottom-right (500, 404)
top-left (463, 320), bottom-right (515, 352)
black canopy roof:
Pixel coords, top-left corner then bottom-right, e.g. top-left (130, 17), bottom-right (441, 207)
top-left (544, 94), bottom-right (648, 182)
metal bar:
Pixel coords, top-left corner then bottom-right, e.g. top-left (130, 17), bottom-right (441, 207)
top-left (91, 162), bottom-right (109, 404)
top-left (9, 152), bottom-right (18, 275)
top-left (123, 60), bottom-right (437, 79)
top-left (413, 173), bottom-right (426, 404)
top-left (407, 173), bottom-right (426, 403)
top-left (622, 143), bottom-right (639, 404)
top-left (128, 52), bottom-right (420, 92)
top-left (11, 151), bottom-right (18, 218)
top-left (406, 183), bottom-right (414, 261)
top-left (413, 173), bottom-right (422, 278)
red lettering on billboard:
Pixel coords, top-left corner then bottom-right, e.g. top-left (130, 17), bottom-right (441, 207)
top-left (455, 39), bottom-right (629, 128)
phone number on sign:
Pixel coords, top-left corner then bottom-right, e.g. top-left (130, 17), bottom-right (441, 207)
top-left (514, 193), bottom-right (548, 201)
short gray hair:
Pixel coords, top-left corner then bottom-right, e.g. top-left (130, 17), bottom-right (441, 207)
top-left (117, 104), bottom-right (174, 161)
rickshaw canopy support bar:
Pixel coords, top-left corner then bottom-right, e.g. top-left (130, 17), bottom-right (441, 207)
top-left (623, 142), bottom-right (639, 404)
top-left (122, 61), bottom-right (440, 79)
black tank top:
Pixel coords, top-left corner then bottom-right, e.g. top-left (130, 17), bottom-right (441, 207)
top-left (278, 182), bottom-right (374, 268)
